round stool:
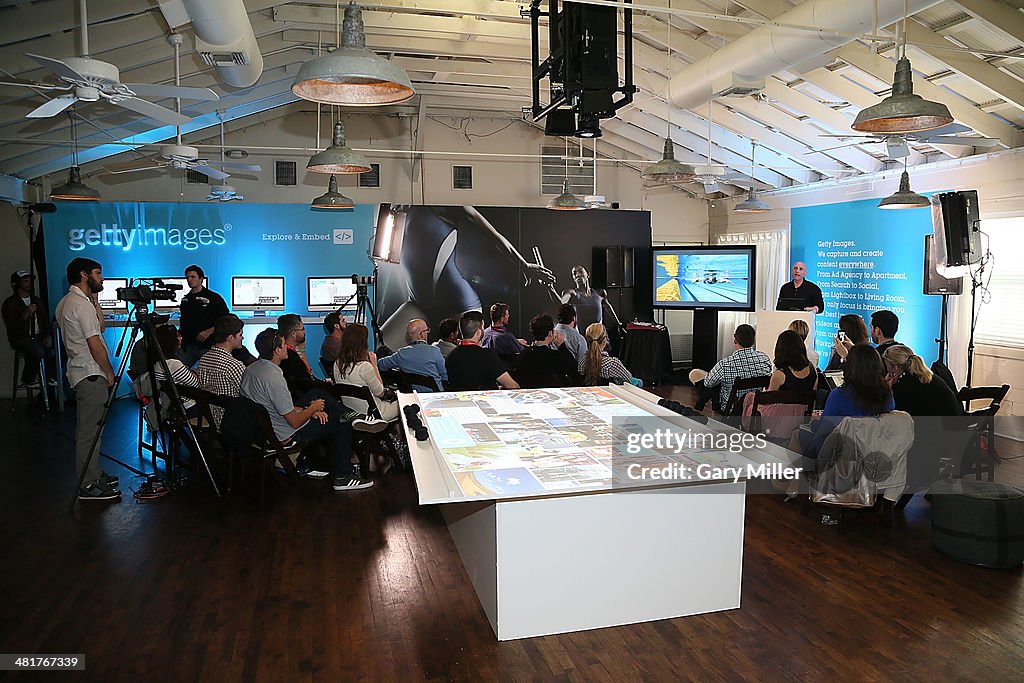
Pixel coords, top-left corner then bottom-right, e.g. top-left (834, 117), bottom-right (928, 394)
top-left (930, 479), bottom-right (1024, 569)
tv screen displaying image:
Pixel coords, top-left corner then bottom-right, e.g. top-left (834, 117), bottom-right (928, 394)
top-left (97, 278), bottom-right (128, 312)
top-left (232, 276), bottom-right (285, 311)
top-left (652, 246), bottom-right (756, 311)
top-left (307, 277), bottom-right (358, 312)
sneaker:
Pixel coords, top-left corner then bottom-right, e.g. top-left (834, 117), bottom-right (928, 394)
top-left (47, 378), bottom-right (59, 387)
top-left (19, 379), bottom-right (41, 389)
top-left (333, 477), bottom-right (374, 491)
top-left (78, 480), bottom-right (121, 502)
top-left (352, 415), bottom-right (389, 433)
top-left (100, 471), bottom-right (119, 487)
top-left (297, 465), bottom-right (330, 480)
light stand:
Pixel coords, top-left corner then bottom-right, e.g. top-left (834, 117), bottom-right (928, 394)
top-left (965, 270), bottom-right (983, 388)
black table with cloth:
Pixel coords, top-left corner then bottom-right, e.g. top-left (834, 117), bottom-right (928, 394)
top-left (620, 324), bottom-right (673, 386)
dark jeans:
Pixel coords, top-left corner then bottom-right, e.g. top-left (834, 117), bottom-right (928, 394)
top-left (693, 380), bottom-right (723, 413)
top-left (12, 336), bottom-right (52, 384)
top-left (289, 388), bottom-right (354, 478)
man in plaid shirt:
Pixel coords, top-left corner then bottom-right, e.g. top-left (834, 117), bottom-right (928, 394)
top-left (195, 315), bottom-right (247, 427)
top-left (690, 324), bottom-right (772, 413)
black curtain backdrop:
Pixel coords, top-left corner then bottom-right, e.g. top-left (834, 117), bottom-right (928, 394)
top-left (375, 205), bottom-right (651, 348)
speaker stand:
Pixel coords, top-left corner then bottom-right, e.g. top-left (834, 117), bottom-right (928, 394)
top-left (935, 293), bottom-right (949, 366)
top-left (691, 309), bottom-right (719, 372)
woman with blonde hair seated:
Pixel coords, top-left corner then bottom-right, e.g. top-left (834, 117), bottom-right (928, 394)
top-left (580, 323), bottom-right (642, 387)
top-left (787, 318), bottom-right (819, 367)
top-left (882, 344), bottom-right (961, 416)
top-left (334, 324), bottom-right (399, 423)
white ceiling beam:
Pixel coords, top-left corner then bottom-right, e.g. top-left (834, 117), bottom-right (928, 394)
top-left (273, 5), bottom-right (531, 42)
top-left (952, 0), bottom-right (1024, 46)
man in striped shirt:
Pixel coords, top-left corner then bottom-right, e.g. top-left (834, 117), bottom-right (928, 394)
top-left (690, 324), bottom-right (772, 413)
top-left (196, 315), bottom-right (246, 427)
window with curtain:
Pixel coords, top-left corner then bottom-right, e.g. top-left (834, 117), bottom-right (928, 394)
top-left (974, 217), bottom-right (1024, 349)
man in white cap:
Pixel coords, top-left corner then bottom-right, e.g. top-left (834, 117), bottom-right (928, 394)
top-left (2, 269), bottom-right (53, 388)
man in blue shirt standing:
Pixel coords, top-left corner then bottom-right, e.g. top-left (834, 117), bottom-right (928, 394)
top-left (377, 319), bottom-right (447, 391)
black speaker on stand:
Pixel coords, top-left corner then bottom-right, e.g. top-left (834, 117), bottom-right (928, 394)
top-left (591, 245), bottom-right (634, 288)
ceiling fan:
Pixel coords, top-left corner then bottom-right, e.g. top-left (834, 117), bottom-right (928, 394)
top-left (812, 124), bottom-right (999, 159)
top-left (207, 116), bottom-right (260, 201)
top-left (685, 100), bottom-right (768, 194)
top-left (4, 1), bottom-right (217, 126)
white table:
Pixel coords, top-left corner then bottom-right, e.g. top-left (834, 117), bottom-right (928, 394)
top-left (399, 385), bottom-right (799, 640)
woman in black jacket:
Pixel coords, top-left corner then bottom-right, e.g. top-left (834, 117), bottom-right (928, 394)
top-left (882, 345), bottom-right (962, 416)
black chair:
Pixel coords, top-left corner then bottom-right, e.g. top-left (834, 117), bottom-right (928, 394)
top-left (748, 389), bottom-right (816, 440)
top-left (319, 356), bottom-right (333, 381)
top-left (381, 369), bottom-right (444, 393)
top-left (721, 375), bottom-right (771, 417)
top-left (220, 395), bottom-right (302, 509)
top-left (513, 369), bottom-right (567, 390)
top-left (957, 384), bottom-right (1010, 481)
top-left (326, 381), bottom-right (397, 475)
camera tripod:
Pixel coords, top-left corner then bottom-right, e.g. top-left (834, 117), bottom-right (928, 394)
top-left (338, 269), bottom-right (388, 354)
top-left (67, 302), bottom-right (221, 509)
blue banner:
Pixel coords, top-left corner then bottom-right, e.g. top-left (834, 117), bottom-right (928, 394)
top-left (43, 202), bottom-right (376, 372)
top-left (791, 198), bottom-right (942, 367)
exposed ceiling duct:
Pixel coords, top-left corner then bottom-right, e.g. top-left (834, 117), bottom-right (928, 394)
top-left (666, 0), bottom-right (945, 111)
top-left (161, 0), bottom-right (264, 88)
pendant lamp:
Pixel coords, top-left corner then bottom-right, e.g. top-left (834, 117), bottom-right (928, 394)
top-left (734, 189), bottom-right (770, 213)
top-left (547, 178), bottom-right (587, 211)
top-left (307, 121), bottom-right (371, 174)
top-left (877, 170), bottom-right (929, 209)
top-left (292, 1), bottom-right (415, 106)
top-left (51, 110), bottom-right (100, 201)
top-left (311, 175), bottom-right (354, 209)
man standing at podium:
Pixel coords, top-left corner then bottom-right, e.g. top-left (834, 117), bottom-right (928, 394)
top-left (776, 261), bottom-right (824, 313)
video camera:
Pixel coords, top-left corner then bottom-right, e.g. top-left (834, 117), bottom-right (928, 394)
top-left (116, 279), bottom-right (183, 305)
top-left (351, 274), bottom-right (375, 286)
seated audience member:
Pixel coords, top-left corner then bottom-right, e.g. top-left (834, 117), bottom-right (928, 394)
top-left (883, 345), bottom-right (962, 416)
top-left (689, 324), bottom-right (771, 412)
top-left (335, 324), bottom-right (399, 422)
top-left (377, 318), bottom-right (447, 391)
top-left (432, 317), bottom-right (460, 360)
top-left (446, 311), bottom-right (519, 391)
top-left (554, 303), bottom-right (588, 365)
top-left (823, 313), bottom-right (871, 372)
top-left (515, 314), bottom-right (579, 387)
top-left (241, 328), bottom-right (371, 490)
top-left (787, 318), bottom-right (818, 367)
top-left (195, 314), bottom-right (247, 427)
top-left (768, 330), bottom-right (818, 392)
top-left (150, 324), bottom-right (201, 416)
top-left (481, 303), bottom-right (527, 357)
top-left (319, 312), bottom-right (347, 368)
top-left (870, 309), bottom-right (900, 358)
top-left (799, 343), bottom-right (894, 460)
top-left (277, 313), bottom-right (315, 390)
top-left (581, 323), bottom-right (642, 387)
top-left (3, 269), bottom-right (54, 388)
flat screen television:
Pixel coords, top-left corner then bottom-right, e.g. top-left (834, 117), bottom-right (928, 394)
top-left (652, 245), bottom-right (756, 311)
top-left (97, 278), bottom-right (128, 312)
top-left (151, 276), bottom-right (206, 311)
top-left (231, 276), bottom-right (285, 312)
top-left (307, 277), bottom-right (358, 312)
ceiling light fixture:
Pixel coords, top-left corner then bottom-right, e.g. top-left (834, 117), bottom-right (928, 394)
top-left (547, 138), bottom-right (587, 211)
top-left (642, 3), bottom-right (696, 184)
top-left (734, 140), bottom-right (769, 213)
top-left (307, 121), bottom-right (371, 174)
top-left (575, 113), bottom-right (602, 139)
top-left (878, 169), bottom-right (929, 209)
top-left (51, 109), bottom-right (100, 201)
top-left (852, 2), bottom-right (952, 134)
top-left (291, 1), bottom-right (415, 106)
top-left (311, 175), bottom-right (354, 210)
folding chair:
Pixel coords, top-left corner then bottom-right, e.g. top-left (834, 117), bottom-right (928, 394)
top-left (957, 384), bottom-right (1010, 481)
top-left (721, 375), bottom-right (771, 416)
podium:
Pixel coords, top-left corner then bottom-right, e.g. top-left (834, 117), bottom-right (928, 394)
top-left (754, 310), bottom-right (815, 359)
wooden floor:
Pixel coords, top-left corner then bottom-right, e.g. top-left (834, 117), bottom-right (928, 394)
top-left (1, 388), bottom-right (1022, 682)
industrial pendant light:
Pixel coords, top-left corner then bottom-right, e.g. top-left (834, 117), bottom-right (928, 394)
top-left (311, 175), bottom-right (354, 209)
top-left (852, 4), bottom-right (952, 134)
top-left (51, 109), bottom-right (100, 201)
top-left (734, 189), bottom-right (770, 213)
top-left (292, 1), bottom-right (415, 106)
top-left (877, 168), bottom-right (929, 209)
top-left (734, 141), bottom-right (768, 213)
top-left (641, 3), bottom-right (696, 184)
top-left (547, 139), bottom-right (586, 211)
top-left (307, 121), bottom-right (371, 174)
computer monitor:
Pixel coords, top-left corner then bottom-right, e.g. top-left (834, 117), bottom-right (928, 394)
top-left (652, 245), bottom-right (756, 311)
top-left (231, 276), bottom-right (285, 312)
top-left (307, 277), bottom-right (358, 312)
top-left (97, 278), bottom-right (128, 312)
top-left (151, 277), bottom-right (206, 311)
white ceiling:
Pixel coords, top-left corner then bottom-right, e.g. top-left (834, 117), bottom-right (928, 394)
top-left (0, 0), bottom-right (1022, 197)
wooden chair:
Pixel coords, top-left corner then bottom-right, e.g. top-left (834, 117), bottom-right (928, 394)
top-left (957, 384), bottom-right (1010, 481)
top-left (218, 396), bottom-right (302, 508)
top-left (721, 375), bottom-right (771, 416)
top-left (748, 389), bottom-right (816, 440)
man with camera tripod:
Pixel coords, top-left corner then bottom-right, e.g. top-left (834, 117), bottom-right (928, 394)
top-left (55, 257), bottom-right (120, 502)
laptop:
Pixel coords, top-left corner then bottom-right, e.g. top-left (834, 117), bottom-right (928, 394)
top-left (777, 297), bottom-right (807, 311)
top-left (823, 372), bottom-right (845, 390)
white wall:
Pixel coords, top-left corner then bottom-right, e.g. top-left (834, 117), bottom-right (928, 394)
top-left (712, 147), bottom-right (1024, 425)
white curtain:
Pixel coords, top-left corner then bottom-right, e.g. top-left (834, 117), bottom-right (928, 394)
top-left (715, 230), bottom-right (789, 359)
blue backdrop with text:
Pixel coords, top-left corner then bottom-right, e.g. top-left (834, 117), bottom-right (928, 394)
top-left (791, 198), bottom-right (942, 367)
